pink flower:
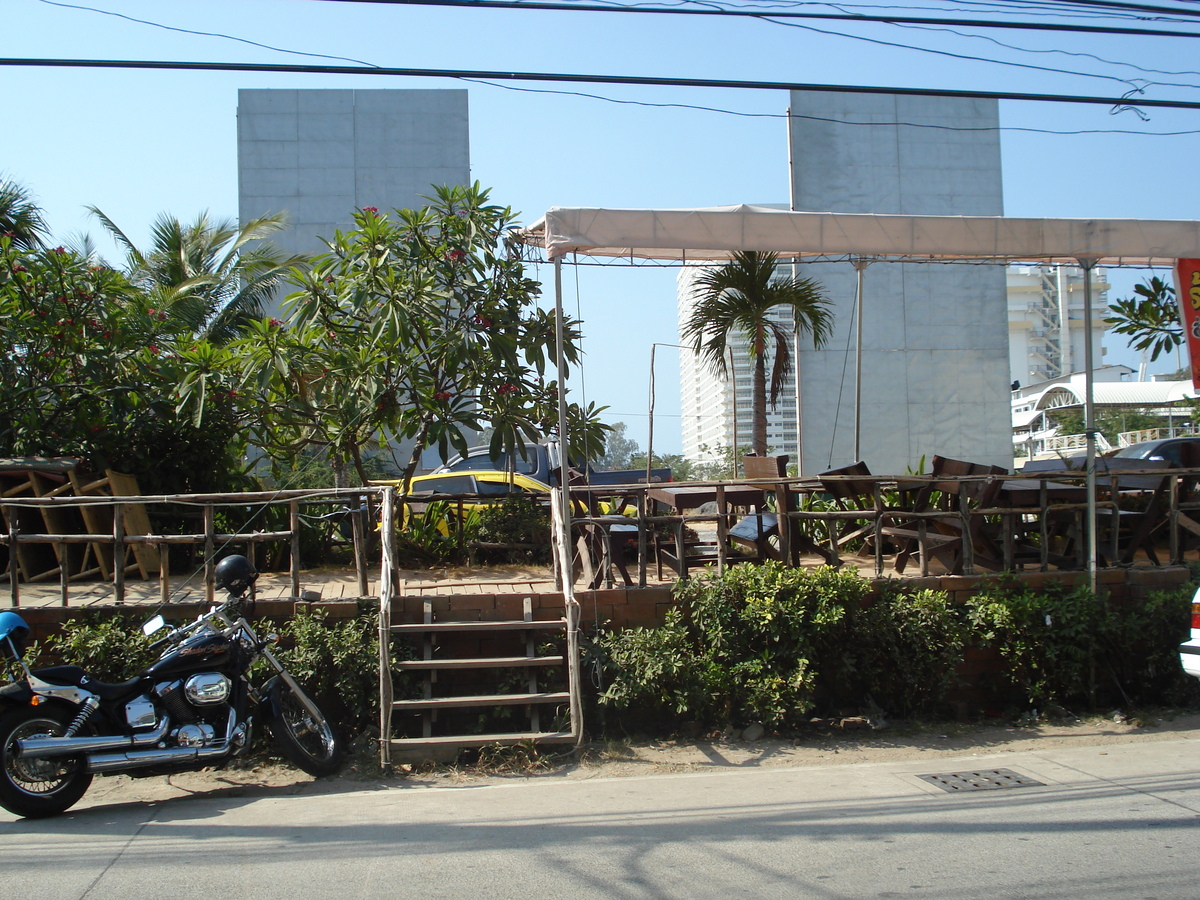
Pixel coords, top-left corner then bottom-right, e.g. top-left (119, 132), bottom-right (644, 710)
top-left (446, 249), bottom-right (466, 262)
top-left (268, 318), bottom-right (282, 328)
top-left (433, 391), bottom-right (453, 401)
top-left (362, 206), bottom-right (378, 214)
top-left (11, 264), bottom-right (26, 272)
top-left (471, 314), bottom-right (493, 328)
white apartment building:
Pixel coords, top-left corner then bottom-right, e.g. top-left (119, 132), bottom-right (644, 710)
top-left (1007, 264), bottom-right (1110, 389)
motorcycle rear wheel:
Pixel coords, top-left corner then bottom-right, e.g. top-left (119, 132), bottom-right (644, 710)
top-left (0, 706), bottom-right (93, 818)
top-left (265, 684), bottom-right (343, 778)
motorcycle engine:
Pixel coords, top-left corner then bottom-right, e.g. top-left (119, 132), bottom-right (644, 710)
top-left (144, 675), bottom-right (233, 748)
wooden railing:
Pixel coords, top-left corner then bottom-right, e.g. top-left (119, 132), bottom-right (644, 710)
top-left (0, 488), bottom-right (379, 607)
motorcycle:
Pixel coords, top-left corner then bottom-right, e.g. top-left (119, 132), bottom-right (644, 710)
top-left (0, 555), bottom-right (344, 818)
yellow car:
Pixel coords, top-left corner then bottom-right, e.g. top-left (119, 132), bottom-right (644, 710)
top-left (371, 470), bottom-right (628, 536)
top-left (372, 470), bottom-right (553, 537)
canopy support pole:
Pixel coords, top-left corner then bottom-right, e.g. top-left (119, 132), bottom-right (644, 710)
top-left (553, 257), bottom-right (583, 749)
top-left (1078, 258), bottom-right (1099, 594)
top-left (647, 342), bottom-right (657, 487)
top-left (787, 106), bottom-right (803, 475)
top-left (853, 258), bottom-right (868, 463)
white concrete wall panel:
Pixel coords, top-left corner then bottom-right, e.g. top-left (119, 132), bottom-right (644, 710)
top-left (238, 89), bottom-right (471, 472)
top-left (789, 91), bottom-right (1009, 475)
top-left (238, 88), bottom-right (470, 269)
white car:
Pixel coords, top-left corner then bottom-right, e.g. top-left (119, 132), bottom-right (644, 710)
top-left (1181, 585), bottom-right (1200, 681)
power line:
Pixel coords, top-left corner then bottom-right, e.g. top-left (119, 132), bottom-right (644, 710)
top-left (7, 56), bottom-right (1200, 108)
top-left (295, 0), bottom-right (1200, 38)
top-left (7, 57), bottom-right (1200, 109)
top-left (39, 0), bottom-right (1200, 110)
top-left (1017, 0), bottom-right (1200, 17)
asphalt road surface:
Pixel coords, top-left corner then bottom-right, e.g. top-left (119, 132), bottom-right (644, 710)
top-left (1, 736), bottom-right (1197, 899)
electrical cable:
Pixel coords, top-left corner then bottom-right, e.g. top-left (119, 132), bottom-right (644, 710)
top-left (296, 0), bottom-right (1200, 37)
top-left (10, 58), bottom-right (1200, 111)
top-left (29, 3), bottom-right (1200, 130)
top-left (35, 0), bottom-right (381, 68)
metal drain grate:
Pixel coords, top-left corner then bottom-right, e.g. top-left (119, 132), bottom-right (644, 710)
top-left (917, 768), bottom-right (1044, 792)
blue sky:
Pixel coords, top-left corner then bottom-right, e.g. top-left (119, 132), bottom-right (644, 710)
top-left (6, 0), bottom-right (1200, 454)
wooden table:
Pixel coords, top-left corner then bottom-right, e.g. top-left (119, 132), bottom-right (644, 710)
top-left (647, 484), bottom-right (765, 512)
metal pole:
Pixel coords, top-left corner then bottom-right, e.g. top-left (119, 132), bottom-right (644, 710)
top-left (853, 258), bottom-right (867, 462)
top-left (647, 343), bottom-right (656, 487)
top-left (553, 257), bottom-right (583, 749)
top-left (554, 258), bottom-right (573, 561)
top-left (729, 346), bottom-right (739, 477)
top-left (787, 104), bottom-right (804, 474)
top-left (1079, 258), bottom-right (1098, 593)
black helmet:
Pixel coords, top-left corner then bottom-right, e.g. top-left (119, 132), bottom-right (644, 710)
top-left (214, 554), bottom-right (258, 597)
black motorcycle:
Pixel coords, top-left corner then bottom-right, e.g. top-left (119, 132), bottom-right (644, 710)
top-left (0, 555), bottom-right (343, 818)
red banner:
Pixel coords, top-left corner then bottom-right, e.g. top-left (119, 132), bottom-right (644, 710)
top-left (1175, 259), bottom-right (1200, 390)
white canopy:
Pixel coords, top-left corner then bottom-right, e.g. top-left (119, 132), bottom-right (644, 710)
top-left (529, 203), bottom-right (1200, 590)
top-left (522, 204), bottom-right (1200, 265)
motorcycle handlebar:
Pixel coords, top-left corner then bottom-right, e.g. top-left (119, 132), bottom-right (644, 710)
top-left (146, 594), bottom-right (247, 652)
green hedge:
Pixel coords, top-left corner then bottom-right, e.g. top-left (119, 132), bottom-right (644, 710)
top-left (590, 562), bottom-right (1200, 732)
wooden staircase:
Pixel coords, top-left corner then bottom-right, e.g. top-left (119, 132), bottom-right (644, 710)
top-left (379, 595), bottom-right (580, 763)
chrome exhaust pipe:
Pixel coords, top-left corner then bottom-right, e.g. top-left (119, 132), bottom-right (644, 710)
top-left (86, 716), bottom-right (239, 774)
top-left (18, 719), bottom-right (170, 759)
top-left (86, 742), bottom-right (231, 774)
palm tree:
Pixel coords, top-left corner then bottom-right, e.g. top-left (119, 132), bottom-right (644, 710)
top-left (88, 208), bottom-right (305, 343)
top-left (682, 250), bottom-right (833, 457)
top-left (0, 178), bottom-right (48, 250)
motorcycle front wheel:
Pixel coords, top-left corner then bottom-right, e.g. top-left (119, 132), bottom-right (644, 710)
top-left (0, 706), bottom-right (93, 819)
top-left (265, 682), bottom-right (344, 778)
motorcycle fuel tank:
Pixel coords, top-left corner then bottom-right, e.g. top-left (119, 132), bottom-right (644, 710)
top-left (147, 631), bottom-right (237, 679)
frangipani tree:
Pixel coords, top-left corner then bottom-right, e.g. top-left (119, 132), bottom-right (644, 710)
top-left (180, 184), bottom-right (609, 487)
top-left (0, 237), bottom-right (246, 493)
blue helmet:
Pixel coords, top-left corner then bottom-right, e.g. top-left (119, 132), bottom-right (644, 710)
top-left (0, 611), bottom-right (30, 659)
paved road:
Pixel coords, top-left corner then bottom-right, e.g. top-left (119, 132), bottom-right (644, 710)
top-left (1, 737), bottom-right (1197, 899)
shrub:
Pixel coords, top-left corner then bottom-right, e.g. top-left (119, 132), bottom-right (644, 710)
top-left (1103, 588), bottom-right (1200, 708)
top-left (468, 494), bottom-right (552, 565)
top-left (823, 586), bottom-right (969, 717)
top-left (967, 578), bottom-right (1107, 708)
top-left (274, 607), bottom-right (381, 737)
top-left (591, 608), bottom-right (711, 727)
top-left (597, 563), bottom-right (864, 730)
top-left (44, 613), bottom-right (155, 682)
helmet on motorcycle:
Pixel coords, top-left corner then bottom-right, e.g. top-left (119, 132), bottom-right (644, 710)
top-left (214, 554), bottom-right (258, 597)
top-left (0, 610), bottom-right (30, 660)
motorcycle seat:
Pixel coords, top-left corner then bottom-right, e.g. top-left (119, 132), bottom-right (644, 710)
top-left (32, 666), bottom-right (146, 702)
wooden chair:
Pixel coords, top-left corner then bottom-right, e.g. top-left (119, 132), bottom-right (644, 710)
top-left (883, 455), bottom-right (1007, 575)
top-left (738, 455), bottom-right (835, 566)
top-left (816, 461), bottom-right (880, 560)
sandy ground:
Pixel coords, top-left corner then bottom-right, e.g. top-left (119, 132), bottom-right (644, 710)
top-left (73, 710), bottom-right (1200, 810)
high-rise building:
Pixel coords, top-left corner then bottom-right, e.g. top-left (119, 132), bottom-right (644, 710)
top-left (1007, 265), bottom-right (1110, 388)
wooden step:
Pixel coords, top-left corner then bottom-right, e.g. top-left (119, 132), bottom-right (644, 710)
top-left (390, 618), bottom-right (567, 634)
top-left (392, 691), bottom-right (570, 711)
top-left (393, 655), bottom-right (565, 671)
top-left (386, 730), bottom-right (577, 749)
